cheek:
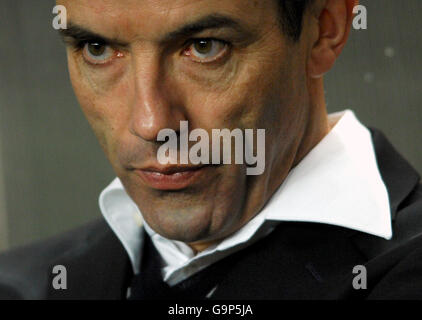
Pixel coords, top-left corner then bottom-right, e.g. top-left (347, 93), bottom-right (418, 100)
top-left (182, 58), bottom-right (291, 132)
top-left (67, 54), bottom-right (130, 161)
top-left (67, 49), bottom-right (129, 115)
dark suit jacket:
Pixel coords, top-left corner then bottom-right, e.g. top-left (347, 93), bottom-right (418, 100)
top-left (0, 128), bottom-right (421, 300)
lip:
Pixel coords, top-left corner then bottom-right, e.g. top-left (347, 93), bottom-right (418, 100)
top-left (134, 165), bottom-right (210, 191)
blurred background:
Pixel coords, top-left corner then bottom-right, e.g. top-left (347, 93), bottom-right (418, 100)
top-left (0, 0), bottom-right (420, 252)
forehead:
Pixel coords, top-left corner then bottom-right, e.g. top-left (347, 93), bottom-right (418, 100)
top-left (57, 0), bottom-right (278, 42)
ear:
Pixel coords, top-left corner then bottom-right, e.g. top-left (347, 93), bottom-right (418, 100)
top-left (308, 0), bottom-right (358, 78)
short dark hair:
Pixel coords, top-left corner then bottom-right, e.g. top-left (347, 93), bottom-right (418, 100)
top-left (278, 0), bottom-right (313, 41)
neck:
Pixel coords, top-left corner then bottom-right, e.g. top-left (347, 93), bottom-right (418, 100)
top-left (293, 78), bottom-right (330, 167)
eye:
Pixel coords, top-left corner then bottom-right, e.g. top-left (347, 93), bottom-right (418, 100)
top-left (183, 39), bottom-right (229, 63)
top-left (82, 42), bottom-right (115, 65)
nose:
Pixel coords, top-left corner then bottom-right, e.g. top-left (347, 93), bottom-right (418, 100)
top-left (129, 52), bottom-right (185, 142)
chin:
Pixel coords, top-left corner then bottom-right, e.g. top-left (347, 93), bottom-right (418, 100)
top-left (123, 165), bottom-right (247, 242)
top-left (140, 201), bottom-right (239, 244)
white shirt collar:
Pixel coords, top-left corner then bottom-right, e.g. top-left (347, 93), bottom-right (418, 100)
top-left (264, 110), bottom-right (392, 238)
top-left (99, 110), bottom-right (392, 284)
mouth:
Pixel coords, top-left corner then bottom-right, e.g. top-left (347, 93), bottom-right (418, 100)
top-left (134, 164), bottom-right (212, 191)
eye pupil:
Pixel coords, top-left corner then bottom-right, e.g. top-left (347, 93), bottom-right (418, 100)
top-left (87, 43), bottom-right (106, 56)
top-left (194, 40), bottom-right (212, 54)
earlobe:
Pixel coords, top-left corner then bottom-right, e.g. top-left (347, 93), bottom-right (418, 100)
top-left (309, 43), bottom-right (337, 79)
top-left (308, 0), bottom-right (357, 78)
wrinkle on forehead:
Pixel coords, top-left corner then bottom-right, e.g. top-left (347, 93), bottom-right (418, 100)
top-left (57, 0), bottom-right (277, 44)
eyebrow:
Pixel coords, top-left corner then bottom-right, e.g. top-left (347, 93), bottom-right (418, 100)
top-left (161, 14), bottom-right (247, 42)
top-left (59, 14), bottom-right (248, 46)
top-left (59, 24), bottom-right (128, 47)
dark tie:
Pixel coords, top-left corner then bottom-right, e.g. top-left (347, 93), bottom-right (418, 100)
top-left (127, 232), bottom-right (229, 300)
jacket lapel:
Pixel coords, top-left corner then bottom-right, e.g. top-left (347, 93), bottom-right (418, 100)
top-left (369, 128), bottom-right (420, 220)
top-left (211, 222), bottom-right (366, 299)
top-left (47, 221), bottom-right (132, 300)
top-left (352, 128), bottom-right (421, 260)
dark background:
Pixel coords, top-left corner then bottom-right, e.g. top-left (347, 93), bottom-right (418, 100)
top-left (0, 0), bottom-right (420, 252)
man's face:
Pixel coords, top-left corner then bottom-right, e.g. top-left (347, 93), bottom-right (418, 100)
top-left (60, 0), bottom-right (311, 248)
